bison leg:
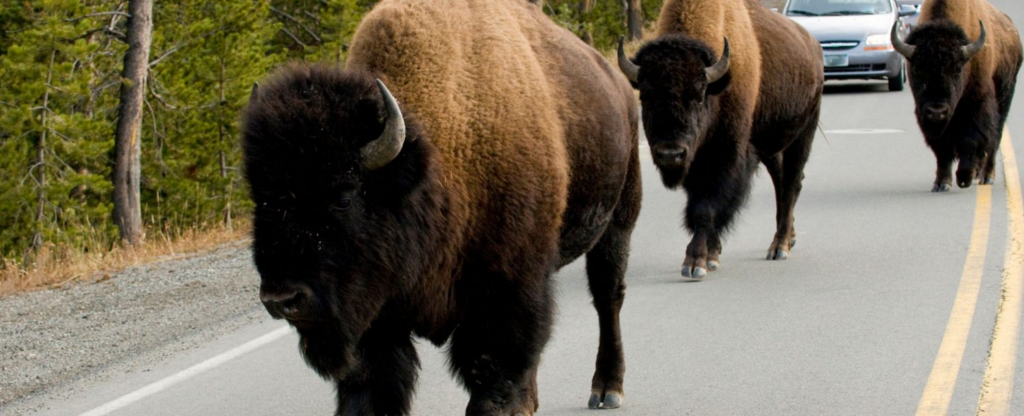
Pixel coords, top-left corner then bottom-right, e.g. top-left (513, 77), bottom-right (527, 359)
top-left (979, 150), bottom-right (997, 185)
top-left (681, 156), bottom-right (756, 278)
top-left (584, 146), bottom-right (640, 410)
top-left (761, 153), bottom-right (789, 260)
top-left (335, 321), bottom-right (419, 416)
top-left (584, 213), bottom-right (637, 408)
top-left (979, 130), bottom-right (1001, 185)
top-left (927, 138), bottom-right (955, 192)
top-left (767, 130), bottom-right (813, 261)
top-left (683, 197), bottom-right (744, 279)
top-left (450, 273), bottom-right (554, 416)
top-left (706, 233), bottom-right (722, 271)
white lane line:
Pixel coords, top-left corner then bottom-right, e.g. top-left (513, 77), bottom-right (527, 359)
top-left (79, 325), bottom-right (291, 416)
top-left (825, 128), bottom-right (906, 135)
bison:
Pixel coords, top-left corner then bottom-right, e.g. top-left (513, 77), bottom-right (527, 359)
top-left (617, 0), bottom-right (824, 278)
top-left (891, 0), bottom-right (1023, 191)
top-left (241, 0), bottom-right (641, 414)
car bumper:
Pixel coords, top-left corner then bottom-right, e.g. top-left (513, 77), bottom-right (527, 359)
top-left (823, 50), bottom-right (903, 80)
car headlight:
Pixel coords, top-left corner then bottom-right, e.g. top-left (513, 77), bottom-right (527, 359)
top-left (865, 34), bottom-right (891, 46)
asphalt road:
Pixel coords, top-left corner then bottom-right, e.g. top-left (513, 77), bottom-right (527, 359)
top-left (22, 2), bottom-right (1024, 414)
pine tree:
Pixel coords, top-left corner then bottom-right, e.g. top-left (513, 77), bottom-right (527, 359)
top-left (144, 0), bottom-right (281, 231)
top-left (269, 0), bottom-right (376, 61)
top-left (0, 0), bottom-right (122, 259)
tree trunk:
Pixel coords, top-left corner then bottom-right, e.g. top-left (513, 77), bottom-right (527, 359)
top-left (627, 0), bottom-right (643, 41)
top-left (31, 50), bottom-right (57, 253)
top-left (578, 0), bottom-right (594, 45)
top-left (113, 0), bottom-right (153, 246)
top-left (218, 56), bottom-right (232, 231)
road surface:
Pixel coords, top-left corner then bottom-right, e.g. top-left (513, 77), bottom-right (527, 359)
top-left (14, 1), bottom-right (1024, 414)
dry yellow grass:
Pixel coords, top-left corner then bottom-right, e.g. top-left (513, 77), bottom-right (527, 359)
top-left (0, 221), bottom-right (251, 299)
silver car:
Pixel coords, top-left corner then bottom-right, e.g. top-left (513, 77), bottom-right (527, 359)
top-left (897, 0), bottom-right (924, 30)
top-left (784, 0), bottom-right (919, 91)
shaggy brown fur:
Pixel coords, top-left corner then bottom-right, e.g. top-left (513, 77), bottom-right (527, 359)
top-left (629, 0), bottom-right (823, 277)
top-left (243, 1), bottom-right (641, 415)
top-left (901, 0), bottom-right (1022, 190)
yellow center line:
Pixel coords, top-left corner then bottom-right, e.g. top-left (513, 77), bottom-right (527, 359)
top-left (916, 178), bottom-right (993, 416)
top-left (976, 130), bottom-right (1024, 416)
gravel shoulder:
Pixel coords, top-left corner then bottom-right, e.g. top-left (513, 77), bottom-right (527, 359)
top-left (0, 243), bottom-right (265, 413)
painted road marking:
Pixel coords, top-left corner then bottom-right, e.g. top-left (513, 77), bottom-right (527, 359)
top-left (825, 128), bottom-right (906, 135)
top-left (976, 130), bottom-right (1024, 416)
top-left (916, 181), bottom-right (993, 416)
top-left (78, 325), bottom-right (290, 416)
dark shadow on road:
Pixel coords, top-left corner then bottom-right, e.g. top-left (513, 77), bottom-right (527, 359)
top-left (823, 81), bottom-right (894, 95)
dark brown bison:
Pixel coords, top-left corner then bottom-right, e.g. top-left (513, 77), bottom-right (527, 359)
top-left (241, 0), bottom-right (640, 414)
top-left (618, 0), bottom-right (823, 278)
top-left (891, 0), bottom-right (1022, 191)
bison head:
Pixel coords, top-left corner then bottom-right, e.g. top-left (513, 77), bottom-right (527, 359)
top-left (242, 65), bottom-right (434, 379)
top-left (893, 20), bottom-right (986, 139)
top-left (619, 36), bottom-right (731, 188)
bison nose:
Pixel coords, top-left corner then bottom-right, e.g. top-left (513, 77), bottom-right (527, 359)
top-left (260, 287), bottom-right (307, 320)
top-left (653, 146), bottom-right (689, 167)
top-left (924, 104), bottom-right (951, 121)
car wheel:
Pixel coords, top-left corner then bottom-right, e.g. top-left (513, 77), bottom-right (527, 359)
top-left (889, 61), bottom-right (906, 92)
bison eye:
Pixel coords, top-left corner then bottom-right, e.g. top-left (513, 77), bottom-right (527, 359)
top-left (332, 198), bottom-right (353, 213)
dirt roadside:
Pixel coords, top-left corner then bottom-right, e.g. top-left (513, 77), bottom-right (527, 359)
top-left (0, 243), bottom-right (267, 412)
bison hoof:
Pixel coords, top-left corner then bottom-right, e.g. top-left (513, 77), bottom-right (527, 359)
top-left (682, 266), bottom-right (707, 280)
top-left (707, 260), bottom-right (720, 271)
top-left (980, 177), bottom-right (995, 185)
top-left (958, 181), bottom-right (972, 189)
top-left (767, 250), bottom-right (789, 261)
top-left (588, 391), bottom-right (623, 409)
top-left (932, 183), bottom-right (952, 192)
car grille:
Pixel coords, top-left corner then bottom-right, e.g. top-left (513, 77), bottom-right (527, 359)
top-left (824, 64), bottom-right (888, 73)
top-left (820, 41), bottom-right (860, 51)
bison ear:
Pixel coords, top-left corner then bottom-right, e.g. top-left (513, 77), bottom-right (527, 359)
top-left (249, 83), bottom-right (260, 107)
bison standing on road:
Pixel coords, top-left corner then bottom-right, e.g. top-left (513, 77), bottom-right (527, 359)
top-left (892, 0), bottom-right (1023, 191)
top-left (242, 0), bottom-right (641, 414)
top-left (618, 0), bottom-right (823, 278)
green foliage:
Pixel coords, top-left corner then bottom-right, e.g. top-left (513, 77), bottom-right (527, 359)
top-left (0, 0), bottom-right (120, 260)
top-left (0, 0), bottom-right (659, 264)
top-left (270, 0), bottom-right (377, 62)
top-left (0, 0), bottom-right (381, 262)
top-left (145, 0), bottom-right (281, 231)
top-left (543, 0), bottom-right (665, 50)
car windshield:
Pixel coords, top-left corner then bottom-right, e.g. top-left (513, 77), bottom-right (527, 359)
top-left (786, 0), bottom-right (893, 16)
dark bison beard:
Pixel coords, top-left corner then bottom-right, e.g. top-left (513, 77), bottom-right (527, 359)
top-left (916, 113), bottom-right (952, 140)
top-left (296, 322), bottom-right (357, 380)
top-left (656, 164), bottom-right (687, 190)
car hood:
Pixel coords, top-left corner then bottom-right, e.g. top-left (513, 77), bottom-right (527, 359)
top-left (789, 14), bottom-right (894, 42)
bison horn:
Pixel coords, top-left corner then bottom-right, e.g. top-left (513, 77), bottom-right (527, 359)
top-left (705, 38), bottom-right (731, 84)
top-left (249, 83), bottom-right (259, 106)
top-left (962, 20), bottom-right (987, 59)
top-left (617, 37), bottom-right (640, 83)
top-left (361, 79), bottom-right (407, 171)
top-left (891, 21), bottom-right (915, 59)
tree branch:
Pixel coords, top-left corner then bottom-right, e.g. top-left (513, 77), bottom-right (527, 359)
top-left (270, 6), bottom-right (321, 44)
top-left (280, 28), bottom-right (307, 49)
top-left (146, 70), bottom-right (177, 110)
top-left (66, 11), bottom-right (132, 22)
top-left (148, 25), bottom-right (229, 68)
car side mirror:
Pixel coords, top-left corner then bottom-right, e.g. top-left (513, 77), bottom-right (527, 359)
top-left (898, 5), bottom-right (918, 17)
